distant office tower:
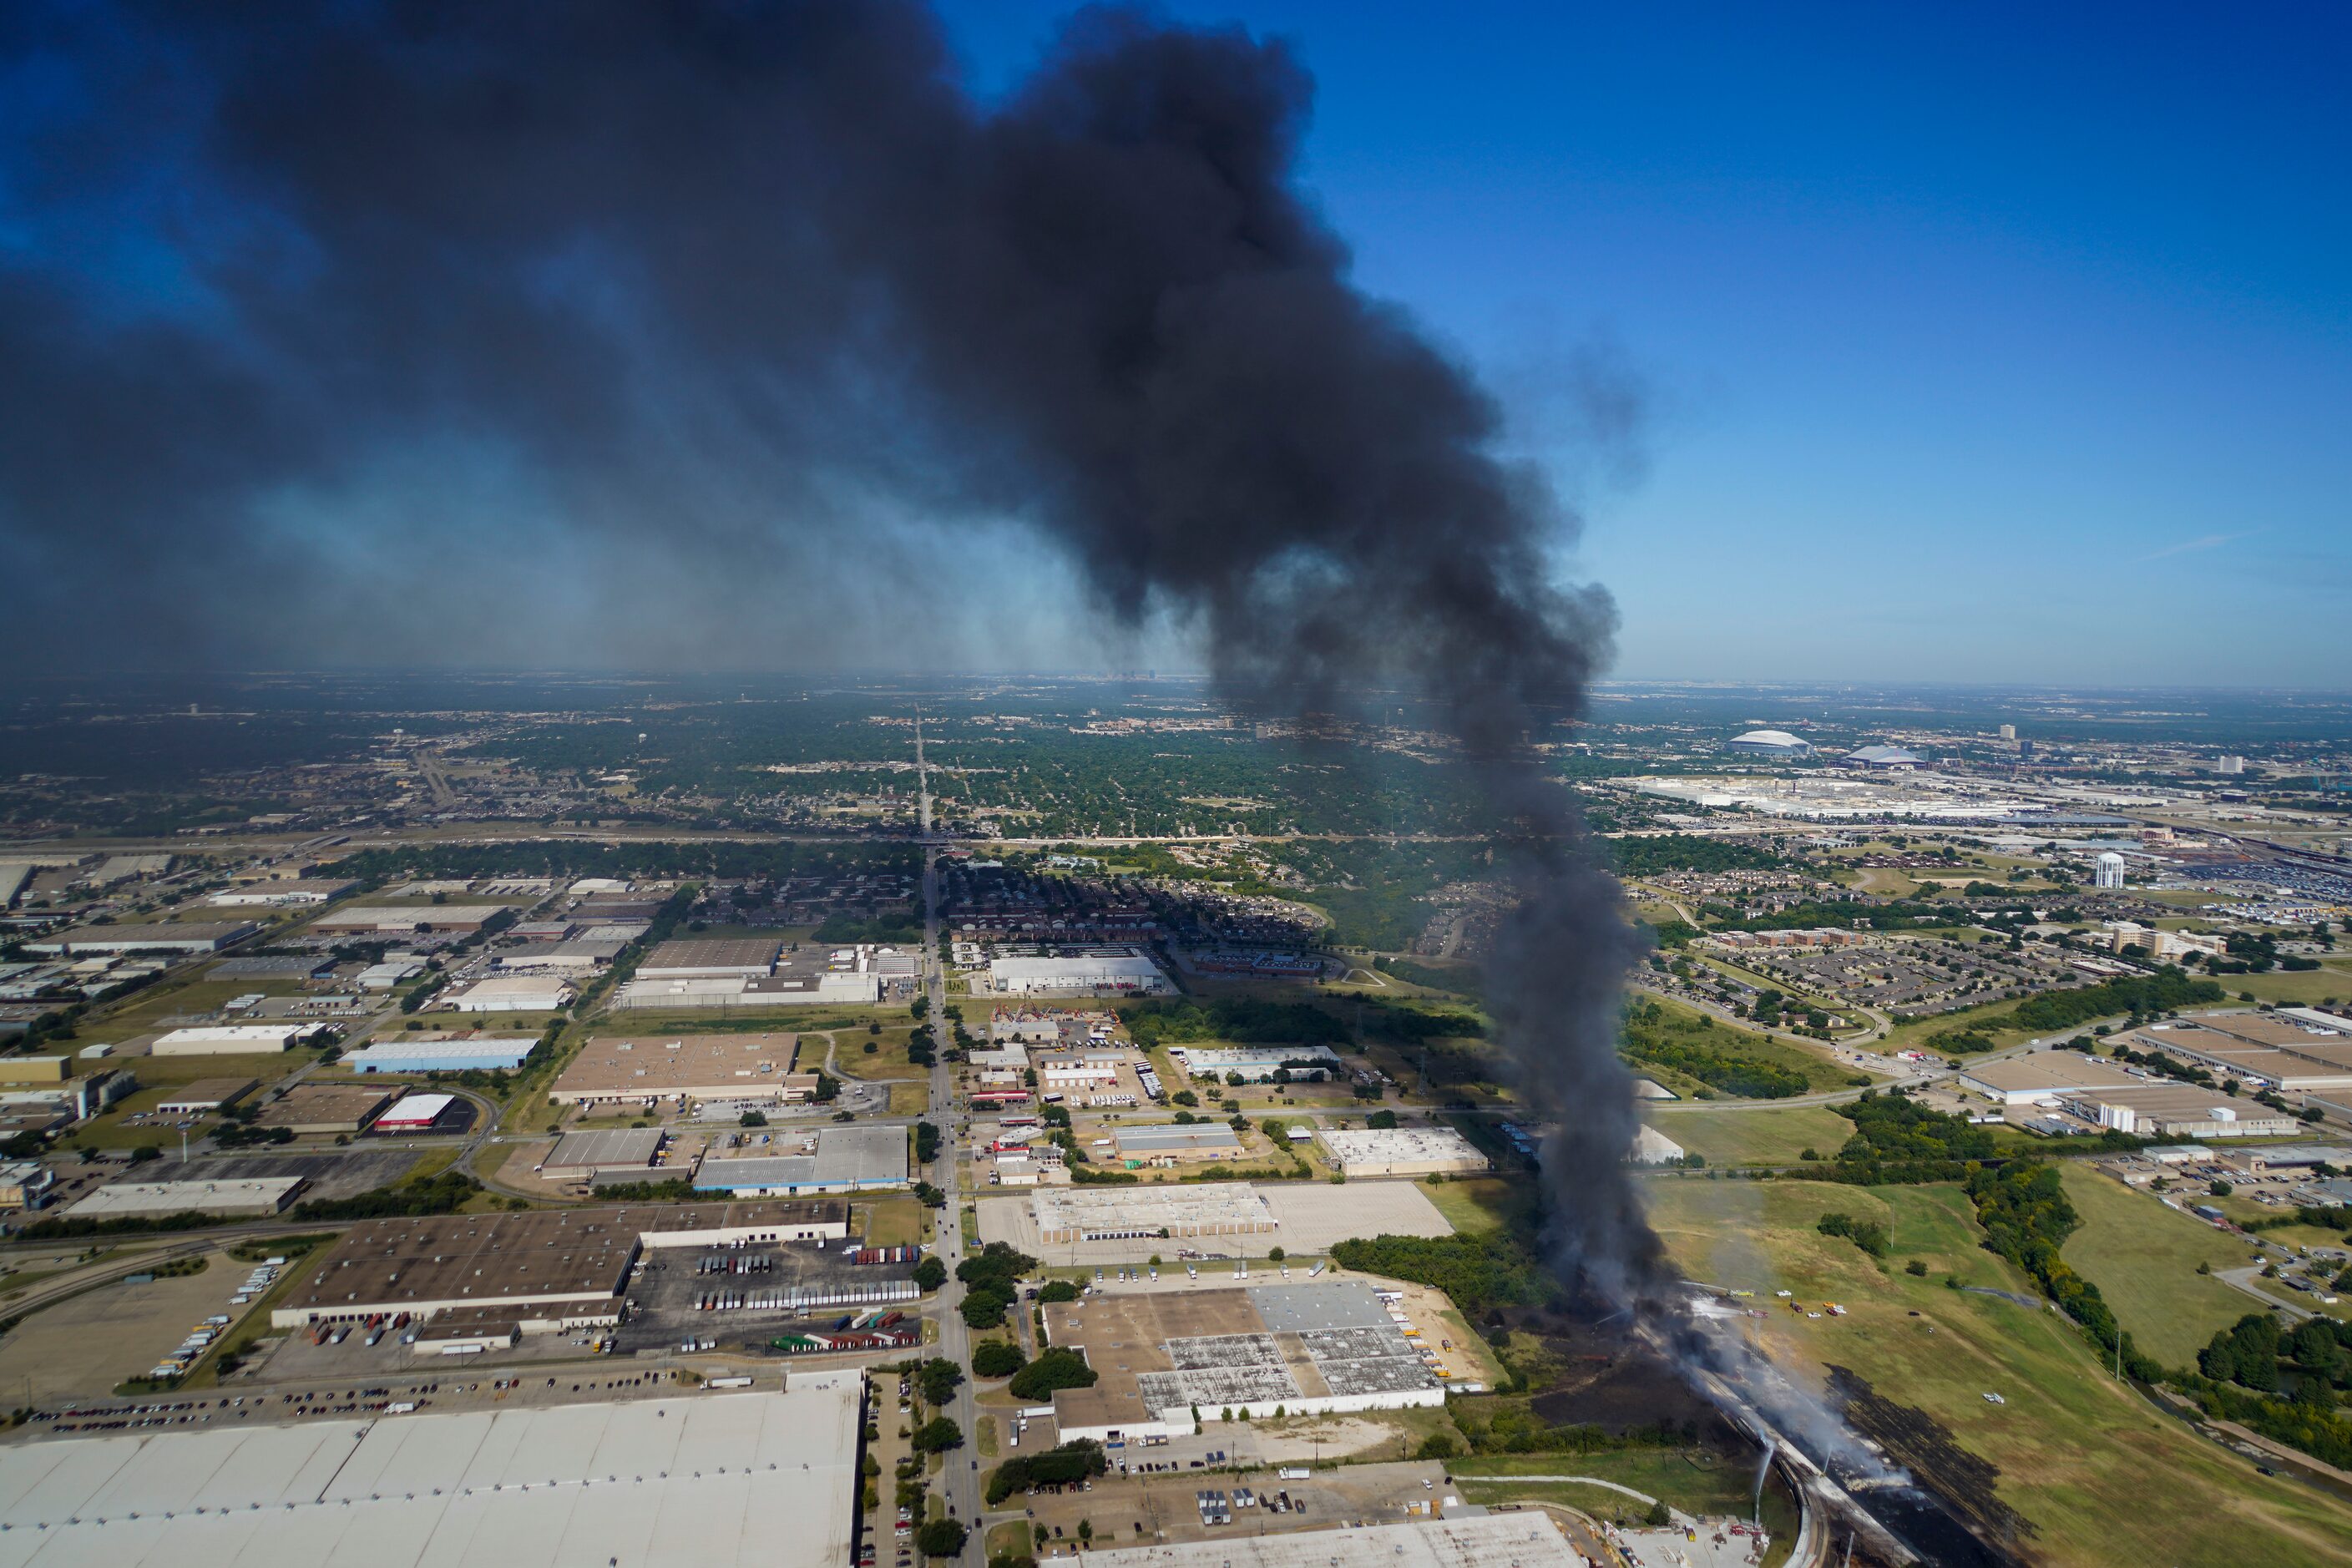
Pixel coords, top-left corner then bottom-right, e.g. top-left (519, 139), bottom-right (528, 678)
top-left (1998, 724), bottom-right (2016, 741)
top-left (2094, 852), bottom-right (2127, 889)
top-left (2215, 755), bottom-right (2246, 775)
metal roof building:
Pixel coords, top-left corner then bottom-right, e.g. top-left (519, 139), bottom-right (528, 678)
top-left (346, 1037), bottom-right (538, 1075)
top-left (691, 1125), bottom-right (909, 1196)
top-left (66, 1176), bottom-right (307, 1219)
top-left (0, 1380), bottom-right (863, 1568)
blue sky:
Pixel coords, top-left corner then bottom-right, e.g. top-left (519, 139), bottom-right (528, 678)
top-left (945, 2), bottom-right (2350, 685)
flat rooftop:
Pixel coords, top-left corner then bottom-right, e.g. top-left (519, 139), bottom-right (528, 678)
top-left (551, 1034), bottom-right (802, 1099)
top-left (0, 1381), bottom-right (862, 1568)
top-left (1115, 1123), bottom-right (1241, 1153)
top-left (1081, 1515), bottom-right (1586, 1568)
top-left (546, 1126), bottom-right (666, 1172)
top-left (638, 938), bottom-right (783, 974)
top-left (251, 1083), bottom-right (396, 1129)
top-left (695, 1125), bottom-right (908, 1191)
top-left (67, 1176), bottom-right (305, 1217)
top-left (1316, 1127), bottom-right (1488, 1168)
top-left (153, 1078), bottom-right (259, 1110)
top-left (1045, 1281), bottom-right (1440, 1431)
top-left (1032, 1182), bottom-right (1277, 1238)
top-left (1961, 1054), bottom-right (2139, 1095)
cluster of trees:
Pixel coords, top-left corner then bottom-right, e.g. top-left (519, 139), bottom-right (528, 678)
top-left (1608, 835), bottom-right (1787, 875)
top-left (813, 911), bottom-right (923, 944)
top-left (954, 1242), bottom-right (1035, 1328)
top-left (2005, 966), bottom-right (2223, 1033)
top-left (1328, 1232), bottom-right (1552, 1318)
top-left (1815, 1211), bottom-right (1889, 1258)
top-left (2187, 1315), bottom-right (2352, 1466)
top-left (984, 1439), bottom-right (1107, 1505)
top-left (971, 1340), bottom-right (1024, 1378)
top-left (1965, 1161), bottom-right (2161, 1379)
top-left (1007, 1348), bottom-right (1099, 1401)
top-left (913, 1121), bottom-right (941, 1163)
top-left (1821, 1091), bottom-right (1997, 1184)
top-left (913, 1357), bottom-right (964, 1407)
top-left (1621, 1003), bottom-right (1809, 1099)
top-left (1120, 998), bottom-right (1348, 1048)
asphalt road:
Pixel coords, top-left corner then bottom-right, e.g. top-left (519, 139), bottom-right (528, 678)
top-left (917, 720), bottom-right (985, 1563)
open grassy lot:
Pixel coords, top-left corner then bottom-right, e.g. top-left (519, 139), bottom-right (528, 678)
top-left (1646, 1104), bottom-right (1858, 1166)
top-left (1628, 996), bottom-right (1856, 1099)
top-left (823, 1025), bottom-right (930, 1080)
top-left (2056, 1166), bottom-right (2262, 1367)
top-left (1414, 1175), bottom-right (1525, 1235)
top-left (863, 1194), bottom-right (921, 1247)
top-left (1642, 1178), bottom-right (2352, 1567)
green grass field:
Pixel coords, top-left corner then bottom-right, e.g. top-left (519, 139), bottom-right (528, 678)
top-left (2055, 1166), bottom-right (2262, 1366)
top-left (1645, 1104), bottom-right (1858, 1166)
top-left (1641, 1178), bottom-right (2352, 1567)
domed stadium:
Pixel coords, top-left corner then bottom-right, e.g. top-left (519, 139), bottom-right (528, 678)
top-left (1725, 728), bottom-right (1813, 757)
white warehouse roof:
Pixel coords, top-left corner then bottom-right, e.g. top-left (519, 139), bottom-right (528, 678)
top-left (0, 1381), bottom-right (862, 1568)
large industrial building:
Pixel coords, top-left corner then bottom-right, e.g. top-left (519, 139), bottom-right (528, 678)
top-left (1081, 1516), bottom-right (1589, 1568)
top-left (1725, 728), bottom-right (1813, 757)
top-left (542, 1126), bottom-right (669, 1182)
top-left (547, 1034), bottom-right (813, 1108)
top-left (22, 922), bottom-right (260, 956)
top-left (1044, 1281), bottom-right (1445, 1441)
top-left (986, 949), bottom-right (1172, 997)
top-left (251, 1083), bottom-right (397, 1134)
top-left (67, 1175), bottom-right (308, 1219)
top-left (1316, 1125), bottom-right (1490, 1177)
top-left (2125, 1013), bottom-right (2352, 1092)
top-left (0, 1380), bottom-right (865, 1568)
top-left (442, 974), bottom-right (577, 1013)
top-left (1958, 1053), bottom-right (2142, 1105)
top-left (1171, 1044), bottom-right (1343, 1082)
top-left (1115, 1122), bottom-right (1244, 1162)
top-left (691, 1125), bottom-right (909, 1196)
top-left (309, 904), bottom-right (510, 933)
top-left (152, 1022), bottom-right (326, 1055)
top-left (636, 938), bottom-right (785, 977)
top-left (1030, 1182), bottom-right (1280, 1245)
top-left (344, 1036), bottom-right (538, 1074)
top-left (613, 970), bottom-right (882, 1009)
top-left (271, 1201), bottom-right (852, 1329)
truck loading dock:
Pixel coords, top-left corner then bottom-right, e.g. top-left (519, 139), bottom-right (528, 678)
top-left (274, 1201), bottom-right (854, 1328)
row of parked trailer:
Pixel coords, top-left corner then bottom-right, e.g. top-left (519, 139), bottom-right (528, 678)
top-left (770, 1312), bottom-right (920, 1354)
top-left (144, 1255), bottom-right (289, 1380)
top-left (697, 1254), bottom-right (776, 1275)
top-left (845, 1246), bottom-right (918, 1265)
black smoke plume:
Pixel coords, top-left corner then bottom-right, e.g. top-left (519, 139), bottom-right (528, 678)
top-left (3, 1), bottom-right (1659, 1289)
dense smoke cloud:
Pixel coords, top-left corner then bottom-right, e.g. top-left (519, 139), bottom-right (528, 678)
top-left (3, 1), bottom-right (1657, 1289)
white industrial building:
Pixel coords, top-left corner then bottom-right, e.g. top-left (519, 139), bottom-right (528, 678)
top-left (23, 922), bottom-right (260, 957)
top-left (0, 1380), bottom-right (863, 1568)
top-left (1316, 1125), bottom-right (1490, 1177)
top-left (988, 950), bottom-right (1171, 997)
top-left (443, 974), bottom-right (576, 1012)
top-left (152, 1023), bottom-right (326, 1055)
top-left (67, 1176), bottom-right (308, 1218)
top-left (1173, 1044), bottom-right (1343, 1082)
top-left (612, 971), bottom-right (881, 1009)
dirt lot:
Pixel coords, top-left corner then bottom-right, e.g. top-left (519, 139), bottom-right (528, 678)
top-left (0, 1250), bottom-right (254, 1404)
top-left (1018, 1454), bottom-right (1457, 1551)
